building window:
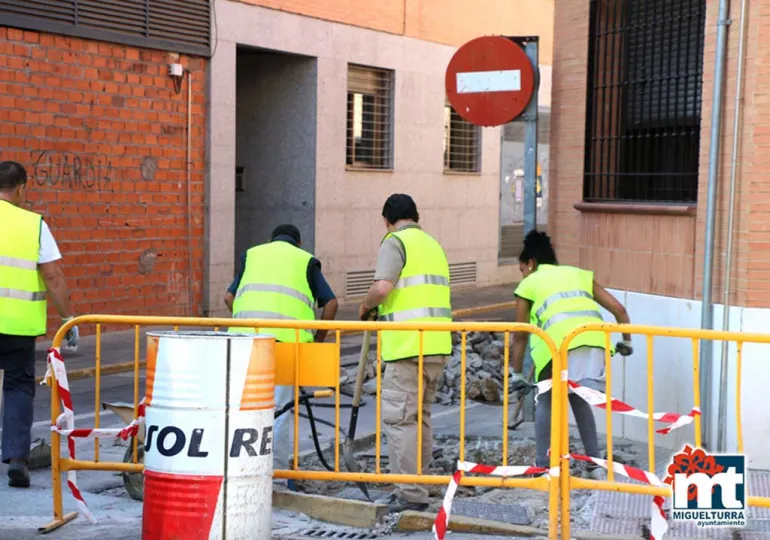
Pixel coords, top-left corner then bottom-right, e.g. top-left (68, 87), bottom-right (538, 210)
top-left (444, 103), bottom-right (481, 173)
top-left (346, 65), bottom-right (394, 170)
top-left (583, 0), bottom-right (706, 204)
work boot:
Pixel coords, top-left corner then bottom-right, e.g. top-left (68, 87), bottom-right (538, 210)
top-left (382, 494), bottom-right (428, 514)
top-left (7, 460), bottom-right (30, 488)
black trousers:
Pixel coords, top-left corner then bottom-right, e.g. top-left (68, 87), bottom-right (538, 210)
top-left (0, 334), bottom-right (36, 463)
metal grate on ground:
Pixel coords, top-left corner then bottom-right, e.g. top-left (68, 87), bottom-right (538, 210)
top-left (587, 470), bottom-right (770, 538)
top-left (290, 528), bottom-right (379, 539)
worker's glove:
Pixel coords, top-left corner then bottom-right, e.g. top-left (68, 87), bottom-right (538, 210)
top-left (615, 340), bottom-right (633, 357)
top-left (62, 316), bottom-right (79, 352)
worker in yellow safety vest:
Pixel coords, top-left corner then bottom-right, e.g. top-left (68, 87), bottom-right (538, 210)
top-left (224, 224), bottom-right (338, 486)
top-left (511, 230), bottom-right (632, 479)
top-left (0, 161), bottom-right (79, 488)
top-left (359, 194), bottom-right (452, 514)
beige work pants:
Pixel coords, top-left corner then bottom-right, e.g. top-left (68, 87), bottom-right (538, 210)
top-left (381, 355), bottom-right (447, 504)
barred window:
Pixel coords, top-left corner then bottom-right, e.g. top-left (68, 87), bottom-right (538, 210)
top-left (346, 65), bottom-right (394, 170)
top-left (444, 103), bottom-right (481, 173)
top-left (583, 0), bottom-right (706, 203)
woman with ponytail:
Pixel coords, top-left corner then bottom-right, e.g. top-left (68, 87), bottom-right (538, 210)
top-left (511, 230), bottom-right (632, 477)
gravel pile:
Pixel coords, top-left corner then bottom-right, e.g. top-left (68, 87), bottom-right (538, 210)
top-left (339, 331), bottom-right (511, 406)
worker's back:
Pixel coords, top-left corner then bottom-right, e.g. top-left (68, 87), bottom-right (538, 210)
top-left (230, 240), bottom-right (315, 343)
top-left (515, 264), bottom-right (607, 378)
top-left (0, 201), bottom-right (46, 337)
top-left (378, 227), bottom-right (452, 361)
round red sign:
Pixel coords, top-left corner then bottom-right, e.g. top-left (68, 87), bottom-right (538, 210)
top-left (445, 36), bottom-right (536, 127)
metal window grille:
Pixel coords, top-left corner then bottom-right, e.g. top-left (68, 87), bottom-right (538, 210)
top-left (444, 104), bottom-right (481, 173)
top-left (583, 0), bottom-right (706, 203)
top-left (0, 0), bottom-right (211, 57)
top-left (346, 65), bottom-right (394, 170)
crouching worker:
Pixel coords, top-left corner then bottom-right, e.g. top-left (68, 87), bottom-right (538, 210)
top-left (511, 230), bottom-right (632, 479)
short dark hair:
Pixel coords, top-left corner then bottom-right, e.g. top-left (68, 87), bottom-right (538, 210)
top-left (382, 193), bottom-right (419, 225)
top-left (519, 230), bottom-right (558, 266)
top-left (0, 161), bottom-right (27, 191)
top-left (271, 224), bottom-right (301, 243)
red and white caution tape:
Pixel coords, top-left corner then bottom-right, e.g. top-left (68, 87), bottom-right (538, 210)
top-left (568, 453), bottom-right (669, 540)
top-left (45, 347), bottom-right (96, 523)
top-left (433, 462), bottom-right (556, 540)
top-left (537, 376), bottom-right (700, 435)
top-left (44, 348), bottom-right (146, 524)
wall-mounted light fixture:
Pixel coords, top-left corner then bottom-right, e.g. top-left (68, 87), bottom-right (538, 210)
top-left (169, 61), bottom-right (185, 94)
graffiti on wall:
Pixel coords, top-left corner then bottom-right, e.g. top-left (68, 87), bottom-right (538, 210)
top-left (33, 150), bottom-right (118, 190)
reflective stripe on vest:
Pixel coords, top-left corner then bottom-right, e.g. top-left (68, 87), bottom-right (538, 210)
top-left (229, 241), bottom-right (315, 343)
top-left (378, 227), bottom-right (452, 362)
top-left (0, 202), bottom-right (46, 337)
top-left (541, 309), bottom-right (604, 331)
top-left (234, 310), bottom-right (301, 320)
top-left (394, 274), bottom-right (450, 289)
top-left (379, 307), bottom-right (452, 323)
top-left (0, 255), bottom-right (37, 271)
top-left (235, 283), bottom-right (313, 308)
top-left (0, 288), bottom-right (46, 302)
top-left (534, 290), bottom-right (593, 322)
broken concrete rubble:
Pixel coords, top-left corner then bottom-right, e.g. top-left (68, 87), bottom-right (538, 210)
top-left (344, 331), bottom-right (511, 406)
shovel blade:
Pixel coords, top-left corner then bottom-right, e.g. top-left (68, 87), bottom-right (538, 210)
top-left (342, 441), bottom-right (371, 501)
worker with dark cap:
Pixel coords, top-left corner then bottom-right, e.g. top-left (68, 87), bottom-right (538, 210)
top-left (359, 194), bottom-right (452, 513)
top-left (225, 224), bottom-right (338, 488)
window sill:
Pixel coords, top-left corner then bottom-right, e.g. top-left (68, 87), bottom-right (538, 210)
top-left (443, 169), bottom-right (482, 176)
top-left (346, 166), bottom-right (394, 173)
top-left (574, 201), bottom-right (697, 216)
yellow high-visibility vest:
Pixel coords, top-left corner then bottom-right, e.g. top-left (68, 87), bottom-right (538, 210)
top-left (0, 201), bottom-right (47, 336)
top-left (229, 240), bottom-right (316, 343)
top-left (514, 264), bottom-right (609, 380)
top-left (379, 227), bottom-right (452, 362)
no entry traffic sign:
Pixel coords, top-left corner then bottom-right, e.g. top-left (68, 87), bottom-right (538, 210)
top-left (445, 36), bottom-right (536, 127)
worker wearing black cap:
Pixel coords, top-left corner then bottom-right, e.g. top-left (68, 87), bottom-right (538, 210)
top-left (359, 193), bottom-right (452, 513)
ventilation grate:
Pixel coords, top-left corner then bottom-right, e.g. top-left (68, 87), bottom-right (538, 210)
top-left (345, 269), bottom-right (375, 298)
top-left (294, 528), bottom-right (378, 539)
top-left (449, 262), bottom-right (477, 285)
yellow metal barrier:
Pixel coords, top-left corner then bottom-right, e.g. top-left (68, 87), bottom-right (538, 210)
top-left (43, 315), bottom-right (562, 539)
top-left (558, 322), bottom-right (770, 539)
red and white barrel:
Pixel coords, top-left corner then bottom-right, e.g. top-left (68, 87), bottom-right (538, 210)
top-left (141, 331), bottom-right (275, 540)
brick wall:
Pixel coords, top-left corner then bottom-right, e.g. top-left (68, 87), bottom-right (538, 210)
top-left (0, 27), bottom-right (207, 336)
top-left (229, 0), bottom-right (555, 62)
top-left (549, 0), bottom-right (763, 307)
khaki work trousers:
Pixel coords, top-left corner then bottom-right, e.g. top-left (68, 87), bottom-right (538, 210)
top-left (381, 355), bottom-right (447, 504)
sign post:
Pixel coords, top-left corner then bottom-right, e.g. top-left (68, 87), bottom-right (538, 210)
top-left (446, 35), bottom-right (540, 422)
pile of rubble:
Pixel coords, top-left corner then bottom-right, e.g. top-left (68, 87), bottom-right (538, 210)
top-left (339, 331), bottom-right (510, 406)
top-left (436, 331), bottom-right (510, 406)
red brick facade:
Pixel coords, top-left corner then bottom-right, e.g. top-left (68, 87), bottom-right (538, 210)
top-left (0, 27), bottom-right (207, 335)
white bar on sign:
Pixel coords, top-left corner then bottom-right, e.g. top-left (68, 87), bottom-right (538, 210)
top-left (456, 70), bottom-right (522, 94)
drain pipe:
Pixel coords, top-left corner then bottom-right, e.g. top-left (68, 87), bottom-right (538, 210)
top-left (186, 68), bottom-right (195, 317)
top-left (699, 0), bottom-right (731, 450)
top-left (717, 0), bottom-right (748, 453)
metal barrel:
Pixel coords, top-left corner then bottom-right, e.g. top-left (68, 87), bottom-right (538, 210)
top-left (141, 331), bottom-right (275, 540)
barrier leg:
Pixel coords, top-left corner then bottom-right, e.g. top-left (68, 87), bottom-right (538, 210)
top-left (39, 373), bottom-right (78, 533)
top-left (560, 379), bottom-right (571, 540)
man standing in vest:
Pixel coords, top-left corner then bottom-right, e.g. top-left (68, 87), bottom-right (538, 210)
top-left (359, 194), bottom-right (452, 513)
top-left (0, 161), bottom-right (79, 488)
top-left (224, 224), bottom-right (338, 481)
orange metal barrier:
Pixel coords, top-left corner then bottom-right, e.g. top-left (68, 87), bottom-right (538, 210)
top-left (43, 315), bottom-right (562, 539)
top-left (558, 323), bottom-right (770, 539)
